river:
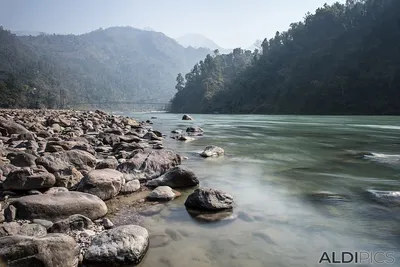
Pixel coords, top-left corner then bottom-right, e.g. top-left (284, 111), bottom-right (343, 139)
top-left (116, 114), bottom-right (400, 267)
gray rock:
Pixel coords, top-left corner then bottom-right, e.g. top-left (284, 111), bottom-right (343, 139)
top-left (32, 219), bottom-right (54, 229)
top-left (0, 233), bottom-right (79, 267)
top-left (177, 135), bottom-right (195, 142)
top-left (102, 218), bottom-right (114, 229)
top-left (7, 152), bottom-right (36, 167)
top-left (117, 149), bottom-right (181, 181)
top-left (147, 186), bottom-right (177, 201)
top-left (120, 179), bottom-right (141, 194)
top-left (27, 189), bottom-right (42, 195)
top-left (200, 145), bottom-right (225, 157)
top-left (146, 166), bottom-right (199, 188)
top-left (139, 204), bottom-right (164, 216)
top-left (0, 164), bottom-right (19, 177)
top-left (8, 191), bottom-right (107, 221)
top-left (3, 168), bottom-right (56, 191)
top-left (84, 225), bottom-right (149, 266)
top-left (182, 114), bottom-right (193, 120)
top-left (186, 126), bottom-right (203, 133)
top-left (77, 169), bottom-right (123, 200)
top-left (149, 233), bottom-right (170, 248)
top-left (95, 157), bottom-right (118, 169)
top-left (185, 188), bottom-right (233, 211)
top-left (0, 222), bottom-right (47, 237)
top-left (17, 131), bottom-right (36, 141)
top-left (4, 205), bottom-right (16, 222)
top-left (54, 167), bottom-right (83, 188)
top-left (0, 119), bottom-right (29, 135)
top-left (171, 129), bottom-right (183, 134)
top-left (364, 190), bottom-right (400, 206)
top-left (49, 214), bottom-right (93, 233)
top-left (44, 187), bottom-right (69, 194)
top-left (143, 131), bottom-right (162, 141)
top-left (36, 150), bottom-right (96, 174)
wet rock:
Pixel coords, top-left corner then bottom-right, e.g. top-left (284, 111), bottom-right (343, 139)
top-left (146, 166), bottom-right (199, 188)
top-left (187, 209), bottom-right (237, 222)
top-left (117, 149), bottom-right (181, 181)
top-left (364, 190), bottom-right (400, 206)
top-left (143, 131), bottom-right (162, 141)
top-left (171, 129), bottom-right (183, 134)
top-left (3, 168), bottom-right (56, 191)
top-left (120, 179), bottom-right (141, 194)
top-left (8, 191), bottom-right (107, 221)
top-left (7, 151), bottom-right (36, 167)
top-left (77, 169), bottom-right (123, 200)
top-left (182, 114), bottom-right (193, 120)
top-left (185, 188), bottom-right (234, 211)
top-left (83, 225), bottom-right (149, 266)
top-left (0, 233), bottom-right (79, 267)
top-left (177, 135), bottom-right (195, 142)
top-left (149, 233), bottom-right (170, 248)
top-left (200, 145), bottom-right (224, 157)
top-left (0, 222), bottom-right (47, 237)
top-left (49, 214), bottom-right (93, 233)
top-left (95, 157), bottom-right (118, 169)
top-left (186, 126), bottom-right (203, 133)
top-left (147, 186), bottom-right (178, 201)
top-left (102, 218), bottom-right (114, 229)
top-left (139, 204), bottom-right (164, 216)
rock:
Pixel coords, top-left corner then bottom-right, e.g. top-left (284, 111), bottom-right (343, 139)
top-left (83, 225), bottom-right (149, 266)
top-left (54, 167), bottom-right (83, 188)
top-left (95, 157), bottom-right (118, 169)
top-left (37, 130), bottom-right (51, 138)
top-left (28, 189), bottom-right (42, 195)
top-left (307, 191), bottom-right (349, 202)
top-left (4, 205), bottom-right (16, 222)
top-left (120, 179), bottom-right (141, 194)
top-left (0, 222), bottom-right (47, 237)
top-left (146, 166), bottom-right (199, 188)
top-left (171, 129), bottom-right (183, 134)
top-left (3, 168), bottom-right (56, 191)
top-left (139, 204), bottom-right (164, 216)
top-left (153, 143), bottom-right (164, 149)
top-left (187, 209), bottom-right (237, 222)
top-left (32, 219), bottom-right (54, 229)
top-left (17, 131), bottom-right (36, 141)
top-left (117, 149), bottom-right (181, 181)
top-left (0, 164), bottom-right (19, 177)
top-left (149, 233), bottom-right (170, 248)
top-left (0, 214), bottom-right (4, 223)
top-left (185, 188), bottom-right (234, 211)
top-left (186, 126), bottom-right (203, 133)
top-left (177, 135), bottom-right (195, 142)
top-left (143, 131), bottom-right (162, 141)
top-left (0, 119), bottom-right (28, 135)
top-left (7, 151), bottom-right (37, 167)
top-left (0, 234), bottom-right (79, 267)
top-left (8, 191), bottom-right (107, 221)
top-left (49, 214), bottom-right (93, 233)
top-left (182, 114), bottom-right (193, 120)
top-left (200, 145), bottom-right (225, 157)
top-left (44, 187), bottom-right (69, 194)
top-left (71, 142), bottom-right (96, 155)
top-left (77, 169), bottom-right (123, 200)
top-left (36, 150), bottom-right (96, 173)
top-left (147, 186), bottom-right (178, 201)
top-left (364, 190), bottom-right (400, 206)
top-left (102, 218), bottom-right (114, 229)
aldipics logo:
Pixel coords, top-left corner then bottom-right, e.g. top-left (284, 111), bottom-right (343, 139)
top-left (319, 251), bottom-right (395, 264)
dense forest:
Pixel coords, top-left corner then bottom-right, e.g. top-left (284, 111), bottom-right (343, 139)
top-left (0, 26), bottom-right (209, 109)
top-left (170, 0), bottom-right (400, 115)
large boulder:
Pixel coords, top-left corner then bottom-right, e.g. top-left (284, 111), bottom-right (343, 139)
top-left (0, 234), bottom-right (79, 267)
top-left (185, 188), bottom-right (234, 211)
top-left (3, 168), bottom-right (56, 191)
top-left (0, 222), bottom-right (47, 237)
top-left (146, 166), bottom-right (199, 188)
top-left (147, 186), bottom-right (178, 201)
top-left (77, 169), bottom-right (123, 200)
top-left (0, 119), bottom-right (29, 136)
top-left (7, 191), bottom-right (107, 221)
top-left (7, 152), bottom-right (37, 167)
top-left (84, 225), bottom-right (149, 266)
top-left (95, 157), bottom-right (118, 169)
top-left (36, 150), bottom-right (96, 173)
top-left (116, 149), bottom-right (181, 181)
top-left (49, 214), bottom-right (93, 233)
top-left (200, 145), bottom-right (225, 157)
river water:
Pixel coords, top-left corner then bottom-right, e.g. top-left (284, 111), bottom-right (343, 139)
top-left (118, 114), bottom-right (400, 267)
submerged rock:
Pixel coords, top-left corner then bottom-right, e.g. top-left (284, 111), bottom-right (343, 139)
top-left (200, 145), bottom-right (224, 157)
top-left (185, 188), bottom-right (233, 211)
top-left (83, 225), bottom-right (149, 266)
top-left (364, 189), bottom-right (400, 206)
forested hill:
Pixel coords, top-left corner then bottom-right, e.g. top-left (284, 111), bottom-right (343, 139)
top-left (170, 0), bottom-right (400, 115)
top-left (0, 26), bottom-right (209, 109)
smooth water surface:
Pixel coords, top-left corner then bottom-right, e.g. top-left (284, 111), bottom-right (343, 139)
top-left (118, 114), bottom-right (400, 267)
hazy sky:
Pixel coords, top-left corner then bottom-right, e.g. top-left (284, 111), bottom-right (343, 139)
top-left (0, 0), bottom-right (343, 48)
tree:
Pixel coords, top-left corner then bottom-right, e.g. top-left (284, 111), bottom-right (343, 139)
top-left (175, 73), bottom-right (185, 92)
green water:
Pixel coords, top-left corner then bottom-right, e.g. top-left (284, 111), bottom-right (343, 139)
top-left (116, 114), bottom-right (400, 267)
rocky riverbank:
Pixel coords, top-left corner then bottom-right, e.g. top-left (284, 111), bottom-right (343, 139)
top-left (0, 109), bottom-right (232, 267)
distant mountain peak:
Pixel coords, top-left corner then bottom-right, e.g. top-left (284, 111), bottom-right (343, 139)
top-left (176, 33), bottom-right (232, 54)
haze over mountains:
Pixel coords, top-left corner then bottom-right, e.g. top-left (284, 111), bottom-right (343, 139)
top-left (0, 26), bottom-right (210, 109)
top-left (176, 34), bottom-right (233, 54)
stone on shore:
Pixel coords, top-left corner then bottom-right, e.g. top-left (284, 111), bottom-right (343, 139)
top-left (0, 234), bottom-right (79, 267)
top-left (120, 179), bottom-right (141, 194)
top-left (146, 166), bottom-right (199, 188)
top-left (147, 186), bottom-right (178, 201)
top-left (83, 225), bottom-right (149, 266)
top-left (77, 169), bottom-right (123, 200)
top-left (3, 167), bottom-right (56, 191)
top-left (7, 191), bottom-right (107, 221)
top-left (49, 214), bottom-right (94, 233)
top-left (0, 222), bottom-right (47, 237)
top-left (182, 114), bottom-right (193, 120)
